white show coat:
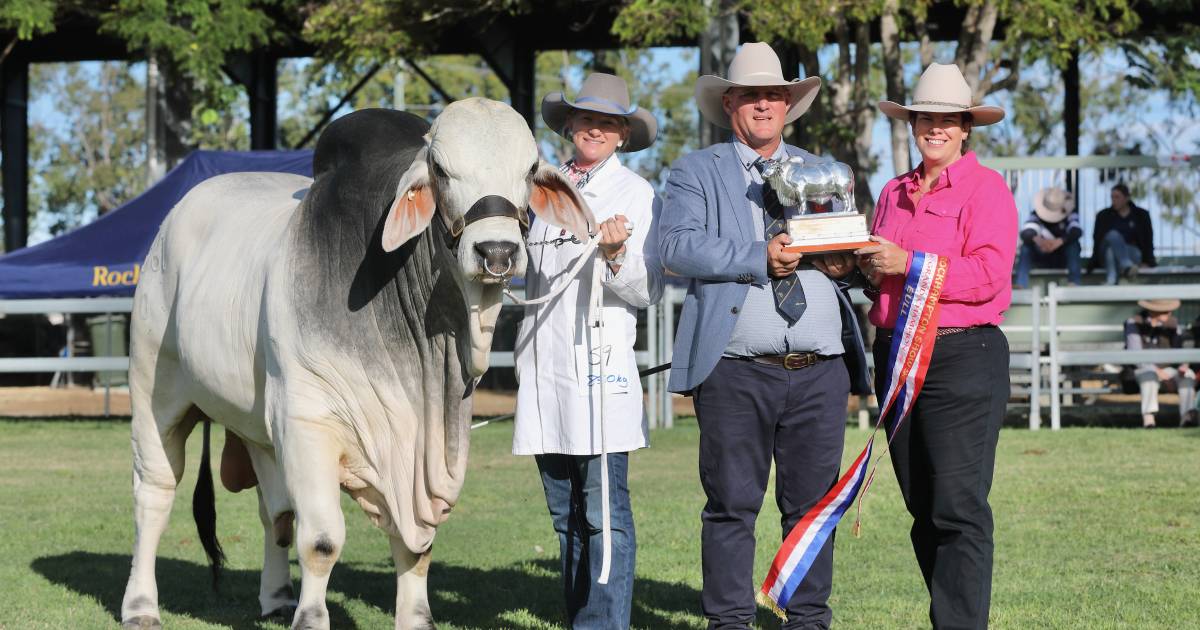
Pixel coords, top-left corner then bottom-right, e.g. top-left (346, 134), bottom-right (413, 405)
top-left (512, 156), bottom-right (663, 455)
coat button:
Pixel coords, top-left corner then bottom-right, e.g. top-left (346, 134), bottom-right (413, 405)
top-left (731, 306), bottom-right (740, 314)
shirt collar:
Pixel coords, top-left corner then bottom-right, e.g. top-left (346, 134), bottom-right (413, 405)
top-left (732, 137), bottom-right (787, 171)
top-left (903, 150), bottom-right (980, 192)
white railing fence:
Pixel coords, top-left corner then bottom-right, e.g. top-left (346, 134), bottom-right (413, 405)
top-left (8, 283), bottom-right (1200, 429)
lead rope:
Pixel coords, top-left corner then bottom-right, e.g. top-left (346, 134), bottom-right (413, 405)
top-left (591, 254), bottom-right (613, 585)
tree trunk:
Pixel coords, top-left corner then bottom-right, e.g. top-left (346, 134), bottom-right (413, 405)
top-left (955, 1), bottom-right (999, 95)
top-left (146, 52), bottom-right (196, 182)
top-left (698, 0), bottom-right (738, 148)
top-left (880, 0), bottom-right (910, 176)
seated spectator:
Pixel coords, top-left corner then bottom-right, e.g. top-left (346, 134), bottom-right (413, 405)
top-left (1015, 187), bottom-right (1081, 288)
top-left (1088, 183), bottom-right (1155, 285)
top-left (1122, 299), bottom-right (1195, 428)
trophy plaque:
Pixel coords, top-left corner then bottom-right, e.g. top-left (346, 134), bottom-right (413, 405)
top-left (761, 158), bottom-right (873, 254)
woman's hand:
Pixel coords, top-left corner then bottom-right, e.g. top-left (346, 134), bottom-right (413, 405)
top-left (598, 214), bottom-right (632, 260)
top-left (855, 235), bottom-right (909, 278)
top-left (811, 252), bottom-right (855, 279)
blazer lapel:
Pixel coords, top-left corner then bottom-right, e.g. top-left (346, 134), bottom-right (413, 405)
top-left (711, 142), bottom-right (753, 242)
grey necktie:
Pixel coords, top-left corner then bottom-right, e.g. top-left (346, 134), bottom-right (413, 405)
top-left (754, 158), bottom-right (806, 322)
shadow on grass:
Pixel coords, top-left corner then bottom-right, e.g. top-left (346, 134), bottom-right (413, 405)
top-left (32, 552), bottom-right (704, 629)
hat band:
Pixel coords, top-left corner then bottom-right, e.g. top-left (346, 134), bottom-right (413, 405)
top-left (912, 99), bottom-right (971, 109)
top-left (575, 96), bottom-right (636, 115)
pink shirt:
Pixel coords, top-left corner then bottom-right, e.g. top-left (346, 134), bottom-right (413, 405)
top-left (868, 151), bottom-right (1017, 328)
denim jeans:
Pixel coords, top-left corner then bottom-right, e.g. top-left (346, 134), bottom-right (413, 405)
top-left (1103, 230), bottom-right (1142, 284)
top-left (536, 453), bottom-right (635, 630)
top-left (1015, 240), bottom-right (1082, 287)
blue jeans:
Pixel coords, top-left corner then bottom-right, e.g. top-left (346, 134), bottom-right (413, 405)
top-left (1015, 240), bottom-right (1082, 287)
top-left (536, 453), bottom-right (635, 630)
top-left (1103, 230), bottom-right (1142, 284)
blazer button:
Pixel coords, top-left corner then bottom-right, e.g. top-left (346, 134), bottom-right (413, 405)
top-left (731, 306), bottom-right (740, 314)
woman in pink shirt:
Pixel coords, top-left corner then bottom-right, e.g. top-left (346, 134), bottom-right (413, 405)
top-left (856, 63), bottom-right (1016, 630)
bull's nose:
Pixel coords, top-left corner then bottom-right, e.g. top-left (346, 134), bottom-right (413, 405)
top-left (474, 240), bottom-right (518, 276)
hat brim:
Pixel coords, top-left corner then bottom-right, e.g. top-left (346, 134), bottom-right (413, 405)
top-left (694, 75), bottom-right (821, 129)
top-left (878, 100), bottom-right (1006, 126)
top-left (1138, 299), bottom-right (1181, 313)
top-left (540, 93), bottom-right (658, 153)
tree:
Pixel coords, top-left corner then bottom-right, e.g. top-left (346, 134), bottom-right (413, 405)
top-left (28, 62), bottom-right (145, 236)
top-left (612, 0), bottom-right (1147, 214)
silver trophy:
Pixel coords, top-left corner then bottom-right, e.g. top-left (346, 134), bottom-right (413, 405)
top-left (761, 157), bottom-right (872, 254)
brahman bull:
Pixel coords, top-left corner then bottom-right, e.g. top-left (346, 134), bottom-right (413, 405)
top-left (119, 100), bottom-right (594, 630)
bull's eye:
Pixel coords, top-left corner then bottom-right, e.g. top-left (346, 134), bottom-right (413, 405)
top-left (527, 162), bottom-right (538, 179)
top-left (432, 161), bottom-right (447, 180)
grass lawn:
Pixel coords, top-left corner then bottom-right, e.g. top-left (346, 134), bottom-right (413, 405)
top-left (1, 417), bottom-right (1198, 629)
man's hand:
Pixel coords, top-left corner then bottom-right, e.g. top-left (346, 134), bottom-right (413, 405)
top-left (812, 252), bottom-right (855, 279)
top-left (768, 232), bottom-right (803, 278)
top-left (855, 235), bottom-right (908, 277)
top-left (598, 214), bottom-right (632, 260)
top-left (1035, 236), bottom-right (1063, 254)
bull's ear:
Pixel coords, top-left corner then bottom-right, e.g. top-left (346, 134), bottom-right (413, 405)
top-left (529, 160), bottom-right (596, 241)
top-left (382, 147), bottom-right (436, 252)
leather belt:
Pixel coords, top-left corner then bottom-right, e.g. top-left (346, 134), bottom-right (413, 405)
top-left (741, 351), bottom-right (834, 370)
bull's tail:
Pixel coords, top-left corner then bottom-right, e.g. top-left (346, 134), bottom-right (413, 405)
top-left (193, 418), bottom-right (225, 588)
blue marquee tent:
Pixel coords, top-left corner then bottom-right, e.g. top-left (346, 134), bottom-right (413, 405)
top-left (0, 150), bottom-right (312, 299)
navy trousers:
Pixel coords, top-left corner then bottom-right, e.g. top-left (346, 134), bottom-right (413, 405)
top-left (694, 357), bottom-right (849, 630)
top-left (875, 326), bottom-right (1009, 630)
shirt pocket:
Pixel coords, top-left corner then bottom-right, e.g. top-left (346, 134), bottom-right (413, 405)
top-left (917, 203), bottom-right (963, 245)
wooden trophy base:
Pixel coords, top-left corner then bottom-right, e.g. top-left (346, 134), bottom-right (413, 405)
top-left (781, 214), bottom-right (872, 255)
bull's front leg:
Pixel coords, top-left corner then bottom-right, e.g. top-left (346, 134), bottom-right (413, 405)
top-left (390, 537), bottom-right (434, 630)
top-left (280, 423), bottom-right (345, 630)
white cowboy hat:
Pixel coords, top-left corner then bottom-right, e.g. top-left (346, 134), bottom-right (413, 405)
top-left (541, 73), bottom-right (658, 152)
top-left (878, 63), bottom-right (1005, 126)
top-left (1138, 299), bottom-right (1180, 313)
top-left (694, 42), bottom-right (821, 129)
top-left (1034, 187), bottom-right (1076, 223)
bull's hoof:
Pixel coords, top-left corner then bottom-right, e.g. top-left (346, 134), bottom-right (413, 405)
top-left (262, 604), bottom-right (296, 622)
top-left (291, 606), bottom-right (327, 630)
top-left (121, 616), bottom-right (162, 630)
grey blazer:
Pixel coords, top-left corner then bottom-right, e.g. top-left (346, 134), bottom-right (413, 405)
top-left (658, 141), bottom-right (870, 394)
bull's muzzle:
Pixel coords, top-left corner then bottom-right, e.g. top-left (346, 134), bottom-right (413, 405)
top-left (474, 240), bottom-right (518, 278)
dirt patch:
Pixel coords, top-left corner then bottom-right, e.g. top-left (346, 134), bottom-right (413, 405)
top-left (0, 386), bottom-right (130, 417)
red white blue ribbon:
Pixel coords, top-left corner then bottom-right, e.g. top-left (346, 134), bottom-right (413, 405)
top-left (757, 251), bottom-right (948, 619)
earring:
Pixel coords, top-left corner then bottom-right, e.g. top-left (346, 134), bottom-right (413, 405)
top-left (617, 140), bottom-right (624, 148)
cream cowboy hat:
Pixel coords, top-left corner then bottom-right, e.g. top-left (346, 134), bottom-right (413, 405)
top-left (878, 63), bottom-right (1005, 126)
top-left (1034, 187), bottom-right (1076, 223)
top-left (694, 42), bottom-right (821, 129)
top-left (541, 73), bottom-right (658, 152)
top-left (1138, 299), bottom-right (1180, 313)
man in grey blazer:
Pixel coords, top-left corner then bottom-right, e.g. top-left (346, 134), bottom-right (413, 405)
top-left (658, 42), bottom-right (870, 630)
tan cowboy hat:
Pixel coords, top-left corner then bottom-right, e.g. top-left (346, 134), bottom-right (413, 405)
top-left (694, 42), bottom-right (821, 129)
top-left (1034, 187), bottom-right (1076, 223)
top-left (1138, 299), bottom-right (1181, 313)
top-left (878, 63), bottom-right (1005, 126)
top-left (541, 73), bottom-right (658, 152)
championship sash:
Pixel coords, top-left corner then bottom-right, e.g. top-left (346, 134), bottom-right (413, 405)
top-left (757, 251), bottom-right (949, 619)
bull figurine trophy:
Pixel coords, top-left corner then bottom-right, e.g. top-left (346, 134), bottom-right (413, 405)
top-left (761, 157), bottom-right (872, 254)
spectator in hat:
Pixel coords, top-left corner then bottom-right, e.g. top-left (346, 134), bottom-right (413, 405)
top-left (1089, 183), bottom-right (1156, 284)
top-left (1124, 298), bottom-right (1195, 428)
top-left (1014, 187), bottom-right (1082, 288)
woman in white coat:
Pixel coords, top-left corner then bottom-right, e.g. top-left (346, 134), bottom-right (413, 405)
top-left (513, 72), bottom-right (662, 629)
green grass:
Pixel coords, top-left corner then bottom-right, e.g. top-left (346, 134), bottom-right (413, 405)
top-left (2, 418), bottom-right (1199, 629)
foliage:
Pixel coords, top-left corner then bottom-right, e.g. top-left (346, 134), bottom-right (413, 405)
top-left (28, 62), bottom-right (146, 235)
top-left (0, 0), bottom-right (58, 43)
top-left (2, 418), bottom-right (1200, 628)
